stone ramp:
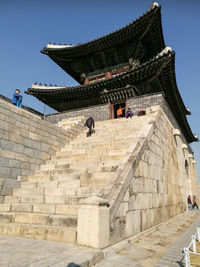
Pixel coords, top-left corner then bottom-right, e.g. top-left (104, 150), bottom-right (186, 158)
top-left (0, 112), bottom-right (157, 244)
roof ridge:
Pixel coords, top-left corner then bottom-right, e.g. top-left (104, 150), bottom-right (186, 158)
top-left (41, 3), bottom-right (160, 52)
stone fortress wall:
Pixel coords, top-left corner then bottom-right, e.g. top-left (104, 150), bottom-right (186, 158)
top-left (0, 99), bottom-right (79, 199)
top-left (106, 106), bottom-right (198, 245)
top-left (0, 97), bottom-right (198, 249)
top-left (76, 105), bottom-right (199, 248)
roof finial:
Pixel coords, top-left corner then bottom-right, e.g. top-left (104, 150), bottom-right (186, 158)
top-left (194, 133), bottom-right (198, 140)
top-left (151, 2), bottom-right (159, 9)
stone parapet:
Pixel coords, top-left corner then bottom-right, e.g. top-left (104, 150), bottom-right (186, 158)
top-left (0, 99), bottom-right (84, 196)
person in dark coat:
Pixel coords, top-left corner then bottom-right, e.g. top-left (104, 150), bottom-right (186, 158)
top-left (126, 108), bottom-right (133, 118)
top-left (192, 195), bottom-right (199, 209)
top-left (11, 89), bottom-right (22, 107)
top-left (84, 117), bottom-right (95, 137)
top-left (137, 107), bottom-right (146, 116)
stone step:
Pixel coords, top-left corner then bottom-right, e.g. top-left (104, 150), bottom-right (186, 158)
top-left (80, 171), bottom-right (114, 187)
top-left (27, 175), bottom-right (52, 182)
top-left (0, 203), bottom-right (81, 216)
top-left (26, 173), bottom-right (81, 183)
top-left (0, 212), bottom-right (77, 227)
top-left (12, 187), bottom-right (78, 197)
top-left (40, 163), bottom-right (71, 171)
top-left (20, 179), bottom-right (80, 189)
top-left (76, 187), bottom-right (101, 196)
top-left (4, 194), bottom-right (87, 205)
top-left (56, 149), bottom-right (87, 157)
top-left (0, 222), bottom-right (77, 243)
top-left (35, 168), bottom-right (82, 176)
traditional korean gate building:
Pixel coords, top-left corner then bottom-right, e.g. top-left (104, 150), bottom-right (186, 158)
top-left (0, 2), bottom-right (199, 249)
top-left (26, 2), bottom-right (197, 144)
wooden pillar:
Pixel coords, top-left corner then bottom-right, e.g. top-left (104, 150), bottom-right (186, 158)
top-left (109, 101), bottom-right (113, 120)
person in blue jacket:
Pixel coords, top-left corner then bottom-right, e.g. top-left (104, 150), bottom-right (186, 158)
top-left (11, 89), bottom-right (22, 107)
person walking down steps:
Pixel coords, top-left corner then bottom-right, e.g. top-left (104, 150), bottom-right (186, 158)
top-left (84, 117), bottom-right (95, 137)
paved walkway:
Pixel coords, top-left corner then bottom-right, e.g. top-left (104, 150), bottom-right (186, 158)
top-left (155, 210), bottom-right (200, 267)
top-left (95, 210), bottom-right (200, 267)
top-left (0, 236), bottom-right (103, 267)
top-left (0, 211), bottom-right (199, 266)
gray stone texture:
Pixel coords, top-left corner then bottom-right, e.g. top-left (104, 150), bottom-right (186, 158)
top-left (0, 99), bottom-right (76, 196)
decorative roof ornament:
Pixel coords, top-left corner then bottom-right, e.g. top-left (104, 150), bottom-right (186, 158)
top-left (194, 133), bottom-right (198, 140)
top-left (182, 144), bottom-right (188, 150)
top-left (34, 82), bottom-right (37, 85)
top-left (157, 46), bottom-right (172, 58)
top-left (151, 2), bottom-right (159, 9)
top-left (192, 160), bottom-right (197, 165)
top-left (173, 129), bottom-right (180, 136)
top-left (186, 107), bottom-right (191, 114)
top-left (39, 82), bottom-right (42, 85)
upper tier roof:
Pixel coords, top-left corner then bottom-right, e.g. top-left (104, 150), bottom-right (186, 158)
top-left (41, 2), bottom-right (165, 84)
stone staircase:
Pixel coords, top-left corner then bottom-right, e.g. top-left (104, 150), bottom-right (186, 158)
top-left (0, 114), bottom-right (155, 244)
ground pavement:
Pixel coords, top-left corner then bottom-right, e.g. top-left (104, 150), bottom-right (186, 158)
top-left (95, 210), bottom-right (200, 267)
top-left (0, 210), bottom-right (199, 267)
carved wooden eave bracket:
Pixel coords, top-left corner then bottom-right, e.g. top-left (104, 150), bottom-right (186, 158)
top-left (100, 86), bottom-right (138, 104)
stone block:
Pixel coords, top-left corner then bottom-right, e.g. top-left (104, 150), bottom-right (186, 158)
top-left (0, 204), bottom-right (10, 212)
top-left (56, 204), bottom-right (80, 216)
top-left (11, 204), bottom-right (33, 212)
top-left (77, 205), bottom-right (109, 249)
top-left (8, 159), bottom-right (20, 168)
top-left (33, 204), bottom-right (56, 214)
top-left (125, 210), bottom-right (141, 237)
top-left (115, 202), bottom-right (128, 218)
top-left (0, 120), bottom-right (8, 131)
top-left (129, 177), bottom-right (143, 194)
top-left (15, 213), bottom-right (47, 225)
top-left (21, 195), bottom-right (44, 203)
top-left (9, 134), bottom-right (22, 144)
top-left (1, 188), bottom-right (13, 196)
top-left (24, 147), bottom-right (34, 157)
top-left (128, 194), bottom-right (137, 211)
top-left (0, 167), bottom-right (10, 177)
top-left (0, 157), bottom-right (9, 167)
top-left (45, 195), bottom-right (65, 204)
top-left (0, 129), bottom-right (9, 140)
top-left (1, 140), bottom-right (14, 151)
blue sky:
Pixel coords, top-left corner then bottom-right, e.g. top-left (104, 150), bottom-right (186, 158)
top-left (0, 0), bottom-right (200, 178)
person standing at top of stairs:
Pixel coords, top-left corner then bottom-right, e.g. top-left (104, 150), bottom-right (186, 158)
top-left (117, 106), bottom-right (125, 118)
top-left (84, 117), bottom-right (95, 137)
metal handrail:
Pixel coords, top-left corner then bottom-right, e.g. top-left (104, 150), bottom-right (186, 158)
top-left (183, 227), bottom-right (200, 267)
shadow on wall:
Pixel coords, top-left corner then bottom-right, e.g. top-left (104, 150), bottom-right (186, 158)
top-left (67, 263), bottom-right (80, 267)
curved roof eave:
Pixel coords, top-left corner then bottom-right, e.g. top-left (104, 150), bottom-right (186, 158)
top-left (41, 4), bottom-right (165, 57)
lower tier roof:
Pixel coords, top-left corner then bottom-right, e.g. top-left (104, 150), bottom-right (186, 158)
top-left (25, 50), bottom-right (197, 143)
